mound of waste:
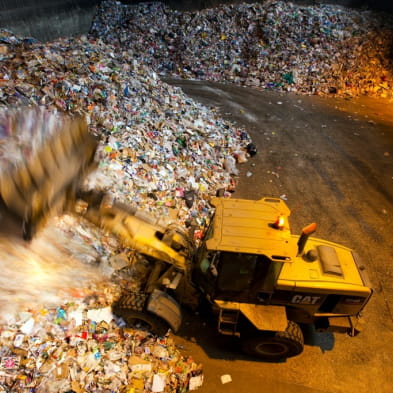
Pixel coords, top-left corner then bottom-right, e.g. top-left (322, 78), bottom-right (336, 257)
top-left (90, 0), bottom-right (393, 98)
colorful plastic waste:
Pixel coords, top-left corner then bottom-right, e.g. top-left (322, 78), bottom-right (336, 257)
top-left (90, 1), bottom-right (393, 99)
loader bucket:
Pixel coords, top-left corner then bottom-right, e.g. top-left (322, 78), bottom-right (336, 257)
top-left (0, 108), bottom-right (98, 239)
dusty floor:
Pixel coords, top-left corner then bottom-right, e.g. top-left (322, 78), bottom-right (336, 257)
top-left (165, 79), bottom-right (393, 393)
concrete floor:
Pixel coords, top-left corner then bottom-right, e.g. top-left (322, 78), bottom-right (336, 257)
top-left (165, 78), bottom-right (393, 393)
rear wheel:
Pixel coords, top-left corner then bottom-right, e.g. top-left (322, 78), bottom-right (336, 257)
top-left (113, 291), bottom-right (169, 337)
top-left (241, 321), bottom-right (304, 360)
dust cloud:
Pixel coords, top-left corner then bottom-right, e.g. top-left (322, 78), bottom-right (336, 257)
top-left (0, 215), bottom-right (116, 323)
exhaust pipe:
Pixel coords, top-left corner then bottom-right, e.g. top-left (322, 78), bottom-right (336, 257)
top-left (297, 222), bottom-right (317, 256)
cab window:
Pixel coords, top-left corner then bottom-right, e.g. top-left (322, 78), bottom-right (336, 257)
top-left (217, 252), bottom-right (257, 292)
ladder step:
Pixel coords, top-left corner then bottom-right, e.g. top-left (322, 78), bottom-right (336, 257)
top-left (218, 309), bottom-right (240, 336)
top-left (219, 309), bottom-right (239, 324)
top-left (219, 327), bottom-right (238, 336)
top-left (220, 315), bottom-right (238, 324)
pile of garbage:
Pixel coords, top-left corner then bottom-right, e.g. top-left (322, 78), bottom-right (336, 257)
top-left (0, 31), bottom-right (252, 226)
top-left (0, 206), bottom-right (206, 391)
top-left (0, 233), bottom-right (203, 393)
top-left (0, 203), bottom-right (205, 393)
top-left (90, 0), bottom-right (393, 98)
top-left (0, 4), bottom-right (262, 390)
top-left (0, 280), bottom-right (203, 393)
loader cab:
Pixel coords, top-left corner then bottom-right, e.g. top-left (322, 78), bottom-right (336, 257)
top-left (193, 243), bottom-right (284, 303)
top-left (193, 196), bottom-right (292, 303)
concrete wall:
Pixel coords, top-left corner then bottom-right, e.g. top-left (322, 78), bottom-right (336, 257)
top-left (0, 0), bottom-right (392, 42)
top-left (0, 0), bottom-right (98, 41)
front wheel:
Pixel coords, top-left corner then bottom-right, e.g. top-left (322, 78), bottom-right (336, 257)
top-left (118, 309), bottom-right (170, 337)
top-left (241, 321), bottom-right (304, 361)
top-left (113, 292), bottom-right (170, 337)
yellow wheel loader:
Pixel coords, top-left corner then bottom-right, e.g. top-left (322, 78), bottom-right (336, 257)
top-left (0, 110), bottom-right (373, 360)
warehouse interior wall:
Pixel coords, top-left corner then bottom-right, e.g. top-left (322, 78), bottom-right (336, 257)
top-left (0, 0), bottom-right (98, 41)
top-left (0, 0), bottom-right (392, 42)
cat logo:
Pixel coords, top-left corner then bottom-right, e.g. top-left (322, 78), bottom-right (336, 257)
top-left (291, 294), bottom-right (321, 305)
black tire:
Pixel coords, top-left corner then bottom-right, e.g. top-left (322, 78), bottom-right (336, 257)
top-left (113, 292), bottom-right (169, 337)
top-left (241, 321), bottom-right (304, 361)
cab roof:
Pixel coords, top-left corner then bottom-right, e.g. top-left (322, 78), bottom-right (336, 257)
top-left (206, 197), bottom-right (294, 262)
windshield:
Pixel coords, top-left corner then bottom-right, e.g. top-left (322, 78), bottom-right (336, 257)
top-left (216, 251), bottom-right (284, 298)
top-left (217, 252), bottom-right (258, 292)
